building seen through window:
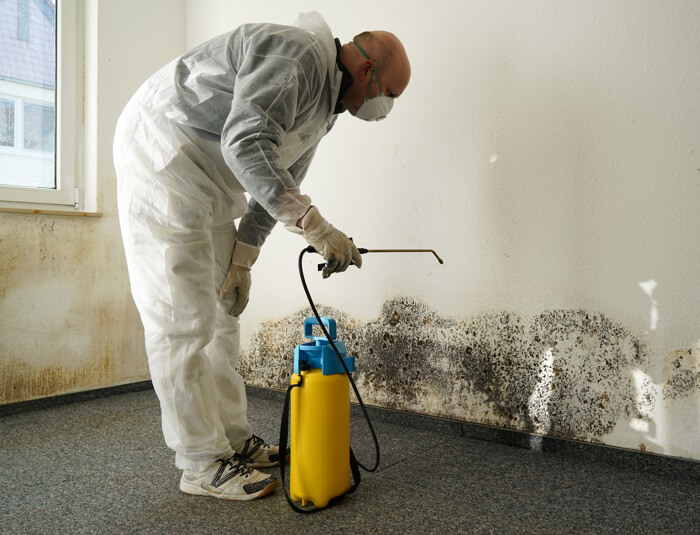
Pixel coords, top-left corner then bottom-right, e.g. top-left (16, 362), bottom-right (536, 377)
top-left (0, 0), bottom-right (56, 189)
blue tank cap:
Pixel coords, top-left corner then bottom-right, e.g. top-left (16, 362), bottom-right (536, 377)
top-left (294, 317), bottom-right (355, 375)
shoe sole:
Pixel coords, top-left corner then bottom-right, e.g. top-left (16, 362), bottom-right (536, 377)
top-left (179, 479), bottom-right (278, 501)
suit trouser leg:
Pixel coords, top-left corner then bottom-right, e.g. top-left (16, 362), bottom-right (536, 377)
top-left (114, 106), bottom-right (252, 471)
top-left (204, 222), bottom-right (253, 449)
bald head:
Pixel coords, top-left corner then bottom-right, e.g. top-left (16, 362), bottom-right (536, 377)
top-left (339, 30), bottom-right (411, 116)
top-left (353, 31), bottom-right (411, 93)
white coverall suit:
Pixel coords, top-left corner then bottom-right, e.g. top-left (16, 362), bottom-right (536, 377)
top-left (113, 13), bottom-right (343, 472)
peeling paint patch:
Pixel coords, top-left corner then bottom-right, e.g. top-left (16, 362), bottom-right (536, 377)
top-left (240, 298), bottom-right (659, 444)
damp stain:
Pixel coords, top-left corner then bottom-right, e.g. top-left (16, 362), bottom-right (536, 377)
top-left (0, 299), bottom-right (148, 405)
top-left (0, 353), bottom-right (115, 404)
top-left (0, 251), bottom-right (16, 299)
top-left (240, 297), bottom-right (669, 444)
top-left (0, 212), bottom-right (149, 404)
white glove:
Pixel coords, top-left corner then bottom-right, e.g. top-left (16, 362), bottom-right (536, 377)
top-left (287, 206), bottom-right (362, 278)
top-left (220, 240), bottom-right (260, 316)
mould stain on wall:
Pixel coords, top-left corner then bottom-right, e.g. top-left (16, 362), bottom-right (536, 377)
top-left (662, 348), bottom-right (700, 400)
top-left (240, 297), bottom-right (697, 445)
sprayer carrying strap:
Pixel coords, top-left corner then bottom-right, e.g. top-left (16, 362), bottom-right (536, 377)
top-left (278, 378), bottom-right (361, 514)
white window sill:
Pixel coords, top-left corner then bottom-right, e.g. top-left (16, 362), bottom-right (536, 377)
top-left (0, 204), bottom-right (102, 217)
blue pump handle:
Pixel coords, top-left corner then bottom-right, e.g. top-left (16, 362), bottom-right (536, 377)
top-left (304, 317), bottom-right (336, 340)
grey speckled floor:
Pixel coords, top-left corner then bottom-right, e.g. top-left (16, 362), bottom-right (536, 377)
top-left (1, 389), bottom-right (698, 534)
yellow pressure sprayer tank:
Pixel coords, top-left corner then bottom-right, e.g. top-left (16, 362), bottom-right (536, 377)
top-left (289, 317), bottom-right (356, 508)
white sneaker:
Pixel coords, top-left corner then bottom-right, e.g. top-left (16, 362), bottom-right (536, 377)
top-left (179, 454), bottom-right (278, 501)
top-left (233, 435), bottom-right (288, 469)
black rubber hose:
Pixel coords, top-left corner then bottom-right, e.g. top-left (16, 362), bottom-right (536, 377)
top-left (298, 246), bottom-right (380, 472)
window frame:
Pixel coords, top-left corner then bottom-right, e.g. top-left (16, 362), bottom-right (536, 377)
top-left (0, 0), bottom-right (84, 212)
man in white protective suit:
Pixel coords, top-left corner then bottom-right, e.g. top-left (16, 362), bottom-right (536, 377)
top-left (113, 12), bottom-right (410, 501)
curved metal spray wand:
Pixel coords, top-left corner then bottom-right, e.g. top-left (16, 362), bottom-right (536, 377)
top-left (361, 248), bottom-right (444, 264)
top-left (317, 247), bottom-right (444, 272)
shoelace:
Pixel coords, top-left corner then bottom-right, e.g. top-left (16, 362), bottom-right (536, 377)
top-left (239, 435), bottom-right (265, 461)
top-left (210, 454), bottom-right (252, 487)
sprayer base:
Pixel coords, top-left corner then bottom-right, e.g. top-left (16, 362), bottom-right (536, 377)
top-left (291, 483), bottom-right (351, 509)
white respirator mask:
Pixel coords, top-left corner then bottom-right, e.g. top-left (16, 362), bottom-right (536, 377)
top-left (353, 41), bottom-right (394, 121)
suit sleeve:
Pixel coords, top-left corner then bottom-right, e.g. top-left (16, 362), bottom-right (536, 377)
top-left (236, 141), bottom-right (320, 247)
top-left (221, 42), bottom-right (322, 227)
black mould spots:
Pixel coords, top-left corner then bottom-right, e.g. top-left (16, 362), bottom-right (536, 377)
top-left (240, 299), bottom-right (666, 444)
top-left (389, 310), bottom-right (400, 326)
top-left (663, 370), bottom-right (697, 399)
top-left (662, 349), bottom-right (699, 400)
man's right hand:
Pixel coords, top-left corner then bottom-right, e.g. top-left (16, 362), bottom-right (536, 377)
top-left (293, 206), bottom-right (362, 278)
top-left (220, 240), bottom-right (260, 316)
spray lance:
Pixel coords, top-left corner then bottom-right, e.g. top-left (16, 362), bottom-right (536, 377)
top-left (317, 248), bottom-right (444, 273)
top-left (278, 245), bottom-right (443, 513)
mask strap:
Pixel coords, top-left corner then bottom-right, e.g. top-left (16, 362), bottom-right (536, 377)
top-left (352, 40), bottom-right (384, 98)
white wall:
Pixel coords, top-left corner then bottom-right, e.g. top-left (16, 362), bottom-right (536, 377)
top-left (186, 1), bottom-right (699, 459)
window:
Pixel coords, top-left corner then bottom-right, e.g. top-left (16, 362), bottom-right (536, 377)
top-left (23, 101), bottom-right (55, 153)
top-left (0, 98), bottom-right (15, 147)
top-left (0, 96), bottom-right (55, 189)
top-left (0, 0), bottom-right (83, 212)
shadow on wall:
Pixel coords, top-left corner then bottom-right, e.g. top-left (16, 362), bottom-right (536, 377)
top-left (240, 297), bottom-right (698, 455)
